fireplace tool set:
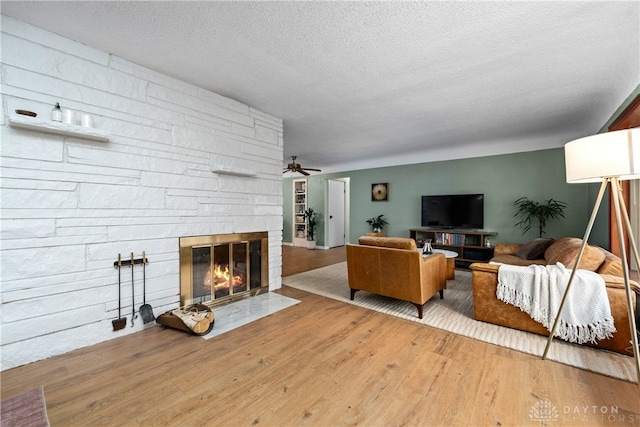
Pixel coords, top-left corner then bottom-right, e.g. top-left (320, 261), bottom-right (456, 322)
top-left (112, 252), bottom-right (154, 331)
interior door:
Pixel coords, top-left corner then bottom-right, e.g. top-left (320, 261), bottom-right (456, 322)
top-left (328, 180), bottom-right (346, 248)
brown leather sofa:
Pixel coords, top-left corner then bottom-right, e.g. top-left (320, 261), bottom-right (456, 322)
top-left (470, 237), bottom-right (639, 356)
top-left (346, 236), bottom-right (446, 319)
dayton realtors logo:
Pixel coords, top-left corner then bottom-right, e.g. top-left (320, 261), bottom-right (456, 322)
top-left (529, 399), bottom-right (560, 423)
top-left (529, 400), bottom-right (637, 424)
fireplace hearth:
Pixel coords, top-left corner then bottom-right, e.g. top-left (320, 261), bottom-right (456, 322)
top-left (179, 232), bottom-right (269, 307)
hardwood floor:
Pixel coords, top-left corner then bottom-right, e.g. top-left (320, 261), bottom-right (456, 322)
top-left (282, 244), bottom-right (346, 277)
top-left (2, 245), bottom-right (639, 426)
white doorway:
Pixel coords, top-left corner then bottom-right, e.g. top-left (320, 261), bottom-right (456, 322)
top-left (328, 179), bottom-right (347, 247)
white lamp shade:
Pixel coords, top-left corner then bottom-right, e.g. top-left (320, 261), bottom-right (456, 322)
top-left (565, 128), bottom-right (639, 183)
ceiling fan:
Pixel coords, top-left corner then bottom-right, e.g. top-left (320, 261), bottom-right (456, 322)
top-left (283, 156), bottom-right (321, 176)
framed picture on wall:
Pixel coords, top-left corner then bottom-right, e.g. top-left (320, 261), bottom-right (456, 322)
top-left (371, 183), bottom-right (389, 201)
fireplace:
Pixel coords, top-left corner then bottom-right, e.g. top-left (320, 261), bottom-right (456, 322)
top-left (179, 232), bottom-right (269, 307)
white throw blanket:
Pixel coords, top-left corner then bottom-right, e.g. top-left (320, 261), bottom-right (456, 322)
top-left (496, 263), bottom-right (615, 344)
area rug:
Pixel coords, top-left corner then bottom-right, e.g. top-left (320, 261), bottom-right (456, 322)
top-left (0, 386), bottom-right (50, 427)
top-left (200, 292), bottom-right (300, 340)
top-left (283, 262), bottom-right (637, 383)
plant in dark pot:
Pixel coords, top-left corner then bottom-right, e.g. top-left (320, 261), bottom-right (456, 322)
top-left (304, 207), bottom-right (319, 249)
top-left (513, 197), bottom-right (567, 238)
top-left (366, 214), bottom-right (389, 236)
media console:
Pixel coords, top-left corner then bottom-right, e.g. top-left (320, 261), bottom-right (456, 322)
top-left (409, 228), bottom-right (497, 269)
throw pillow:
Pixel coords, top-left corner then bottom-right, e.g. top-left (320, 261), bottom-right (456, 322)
top-left (516, 238), bottom-right (555, 260)
top-left (544, 237), bottom-right (606, 271)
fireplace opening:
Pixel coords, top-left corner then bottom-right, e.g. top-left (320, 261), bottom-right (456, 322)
top-left (180, 232), bottom-right (268, 307)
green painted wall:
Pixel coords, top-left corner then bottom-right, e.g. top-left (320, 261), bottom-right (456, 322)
top-left (284, 147), bottom-right (607, 249)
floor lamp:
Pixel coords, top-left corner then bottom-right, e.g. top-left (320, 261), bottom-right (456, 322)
top-left (541, 128), bottom-right (640, 392)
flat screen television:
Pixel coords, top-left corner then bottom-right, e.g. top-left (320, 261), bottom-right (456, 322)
top-left (421, 194), bottom-right (484, 229)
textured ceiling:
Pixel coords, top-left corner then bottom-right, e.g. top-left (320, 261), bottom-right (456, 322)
top-left (2, 1), bottom-right (639, 173)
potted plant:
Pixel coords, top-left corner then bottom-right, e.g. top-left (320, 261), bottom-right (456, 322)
top-left (366, 214), bottom-right (389, 236)
top-left (513, 197), bottom-right (567, 238)
top-left (304, 207), bottom-right (319, 249)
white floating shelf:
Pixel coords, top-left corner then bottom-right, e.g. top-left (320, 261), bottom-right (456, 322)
top-left (211, 168), bottom-right (257, 177)
top-left (8, 114), bottom-right (110, 142)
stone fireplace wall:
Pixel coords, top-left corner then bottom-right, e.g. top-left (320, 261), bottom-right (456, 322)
top-left (0, 16), bottom-right (284, 370)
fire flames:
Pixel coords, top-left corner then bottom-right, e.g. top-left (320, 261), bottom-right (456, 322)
top-left (204, 264), bottom-right (244, 290)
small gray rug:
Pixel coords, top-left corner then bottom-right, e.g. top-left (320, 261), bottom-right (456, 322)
top-left (283, 262), bottom-right (636, 382)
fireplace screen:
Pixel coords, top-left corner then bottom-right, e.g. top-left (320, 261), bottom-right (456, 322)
top-left (180, 232), bottom-right (268, 307)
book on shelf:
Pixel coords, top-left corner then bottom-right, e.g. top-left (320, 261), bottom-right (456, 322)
top-left (435, 232), bottom-right (466, 246)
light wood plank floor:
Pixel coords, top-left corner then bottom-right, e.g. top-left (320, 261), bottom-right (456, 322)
top-left (282, 244), bottom-right (346, 277)
top-left (2, 246), bottom-right (639, 426)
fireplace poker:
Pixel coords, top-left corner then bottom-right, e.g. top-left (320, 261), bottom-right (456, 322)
top-left (112, 253), bottom-right (127, 331)
top-left (131, 252), bottom-right (137, 327)
top-left (139, 251), bottom-right (155, 323)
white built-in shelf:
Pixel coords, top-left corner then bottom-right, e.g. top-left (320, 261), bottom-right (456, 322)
top-left (211, 168), bottom-right (257, 177)
top-left (8, 114), bottom-right (110, 142)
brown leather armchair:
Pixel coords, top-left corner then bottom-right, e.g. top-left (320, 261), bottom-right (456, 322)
top-left (346, 236), bottom-right (446, 319)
